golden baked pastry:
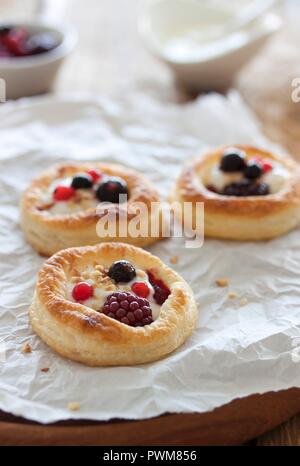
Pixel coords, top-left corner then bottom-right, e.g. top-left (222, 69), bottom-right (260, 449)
top-left (172, 145), bottom-right (300, 241)
top-left (30, 243), bottom-right (198, 366)
top-left (21, 163), bottom-right (163, 256)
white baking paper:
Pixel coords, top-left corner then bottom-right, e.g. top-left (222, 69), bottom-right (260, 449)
top-left (0, 91), bottom-right (299, 423)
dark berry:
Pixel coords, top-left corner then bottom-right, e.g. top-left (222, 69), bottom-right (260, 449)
top-left (222, 180), bottom-right (269, 197)
top-left (220, 148), bottom-right (247, 172)
top-left (101, 292), bottom-right (153, 327)
top-left (96, 177), bottom-right (129, 204)
top-left (255, 182), bottom-right (270, 196)
top-left (53, 185), bottom-right (75, 201)
top-left (25, 32), bottom-right (59, 55)
top-left (206, 185), bottom-right (218, 193)
top-left (72, 282), bottom-right (93, 301)
top-left (71, 173), bottom-right (93, 189)
top-left (108, 260), bottom-right (136, 283)
top-left (0, 26), bottom-right (12, 36)
top-left (147, 271), bottom-right (170, 305)
top-left (244, 161), bottom-right (262, 180)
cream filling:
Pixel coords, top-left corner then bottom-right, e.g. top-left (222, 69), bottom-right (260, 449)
top-left (262, 165), bottom-right (290, 194)
top-left (67, 267), bottom-right (162, 321)
top-left (38, 177), bottom-right (98, 215)
top-left (207, 161), bottom-right (290, 195)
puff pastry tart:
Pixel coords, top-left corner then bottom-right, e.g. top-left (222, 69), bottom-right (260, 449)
top-left (21, 163), bottom-right (163, 256)
top-left (30, 243), bottom-right (198, 366)
top-left (172, 145), bottom-right (300, 241)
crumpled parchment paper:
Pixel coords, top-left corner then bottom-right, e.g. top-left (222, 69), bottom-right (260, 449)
top-left (0, 91), bottom-right (299, 423)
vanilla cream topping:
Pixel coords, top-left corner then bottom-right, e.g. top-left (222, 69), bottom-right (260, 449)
top-left (208, 166), bottom-right (241, 192)
top-left (262, 164), bottom-right (290, 194)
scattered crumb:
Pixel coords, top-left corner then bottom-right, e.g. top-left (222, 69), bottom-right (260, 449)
top-left (228, 291), bottom-right (238, 300)
top-left (41, 367), bottom-right (50, 373)
top-left (170, 256), bottom-right (178, 265)
top-left (240, 298), bottom-right (248, 306)
top-left (81, 271), bottom-right (90, 280)
top-left (21, 343), bottom-right (32, 354)
top-left (68, 402), bottom-right (80, 411)
top-left (216, 278), bottom-right (229, 287)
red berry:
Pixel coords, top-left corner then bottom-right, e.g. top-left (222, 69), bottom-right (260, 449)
top-left (72, 282), bottom-right (93, 302)
top-left (87, 169), bottom-right (103, 183)
top-left (53, 185), bottom-right (75, 201)
top-left (131, 282), bottom-right (150, 298)
top-left (101, 292), bottom-right (153, 327)
top-left (2, 28), bottom-right (28, 56)
top-left (252, 157), bottom-right (273, 174)
top-left (147, 271), bottom-right (170, 305)
top-left (262, 161), bottom-right (273, 173)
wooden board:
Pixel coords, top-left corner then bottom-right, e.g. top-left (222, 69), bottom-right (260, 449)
top-left (0, 388), bottom-right (299, 445)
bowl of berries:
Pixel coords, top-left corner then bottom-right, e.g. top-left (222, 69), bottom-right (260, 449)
top-left (0, 22), bottom-right (77, 99)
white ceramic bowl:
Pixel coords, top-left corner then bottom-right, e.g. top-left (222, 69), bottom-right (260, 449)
top-left (0, 22), bottom-right (77, 100)
top-left (138, 0), bottom-right (282, 91)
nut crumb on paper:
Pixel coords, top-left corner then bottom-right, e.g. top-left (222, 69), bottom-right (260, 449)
top-left (228, 291), bottom-right (238, 300)
top-left (68, 402), bottom-right (80, 411)
top-left (21, 343), bottom-right (32, 354)
top-left (240, 298), bottom-right (248, 306)
top-left (216, 278), bottom-right (229, 287)
top-left (41, 367), bottom-right (50, 373)
top-left (170, 256), bottom-right (178, 265)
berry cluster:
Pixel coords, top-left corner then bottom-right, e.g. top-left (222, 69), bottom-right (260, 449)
top-left (220, 148), bottom-right (273, 180)
top-left (53, 169), bottom-right (129, 204)
top-left (208, 148), bottom-right (274, 197)
top-left (71, 260), bottom-right (171, 328)
top-left (0, 26), bottom-right (59, 58)
top-left (102, 292), bottom-right (153, 327)
top-left (222, 180), bottom-right (269, 197)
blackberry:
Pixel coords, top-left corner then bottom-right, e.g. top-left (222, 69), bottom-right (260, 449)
top-left (222, 180), bottom-right (269, 197)
top-left (101, 292), bottom-right (153, 327)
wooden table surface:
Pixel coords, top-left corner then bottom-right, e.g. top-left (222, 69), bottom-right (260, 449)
top-left (0, 0), bottom-right (299, 446)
